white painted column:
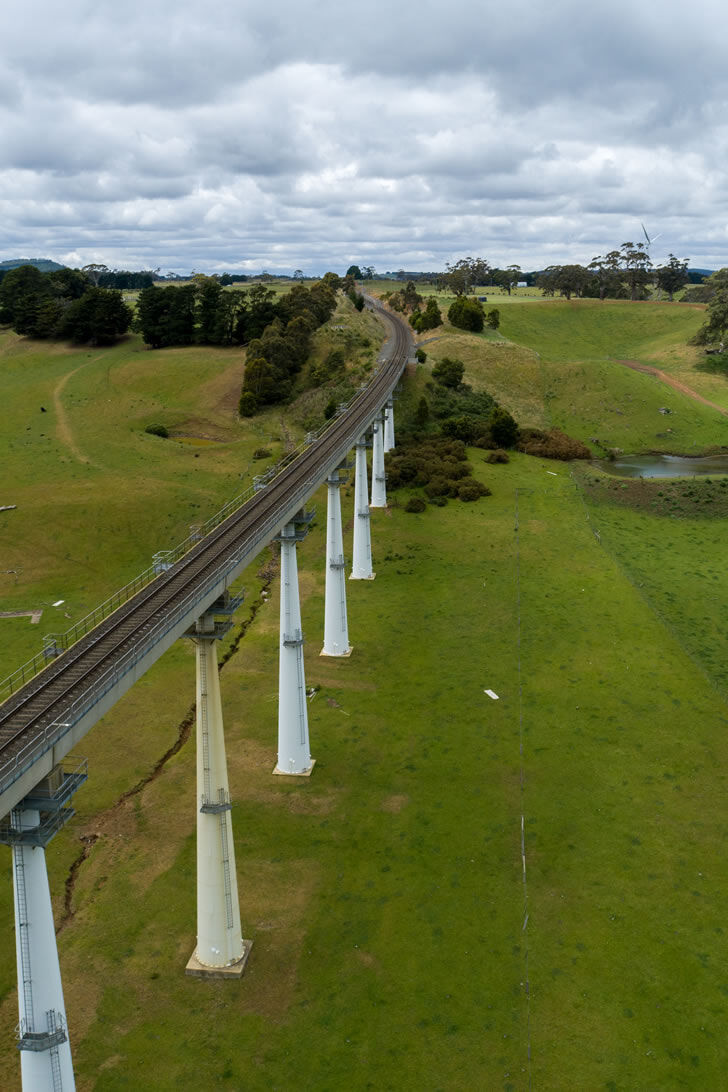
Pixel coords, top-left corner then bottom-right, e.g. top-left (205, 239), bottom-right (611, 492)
top-left (275, 524), bottom-right (314, 775)
top-left (12, 808), bottom-right (75, 1092)
top-left (384, 397), bottom-right (395, 452)
top-left (351, 437), bottom-right (375, 580)
top-left (188, 629), bottom-right (250, 977)
top-left (370, 414), bottom-right (387, 508)
top-left (322, 470), bottom-right (352, 657)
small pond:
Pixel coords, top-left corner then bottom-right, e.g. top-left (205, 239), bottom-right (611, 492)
top-left (592, 454), bottom-right (728, 479)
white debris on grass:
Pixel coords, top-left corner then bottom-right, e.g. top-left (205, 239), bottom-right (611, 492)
top-left (53, 599), bottom-right (65, 606)
top-left (484, 689), bottom-right (499, 700)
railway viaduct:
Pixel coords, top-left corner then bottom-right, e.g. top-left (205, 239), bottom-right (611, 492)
top-left (0, 297), bottom-right (412, 1091)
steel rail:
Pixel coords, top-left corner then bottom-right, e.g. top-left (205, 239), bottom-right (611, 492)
top-left (0, 297), bottom-right (410, 811)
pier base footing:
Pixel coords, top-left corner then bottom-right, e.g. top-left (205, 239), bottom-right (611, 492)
top-left (272, 759), bottom-right (316, 778)
top-left (185, 939), bottom-right (253, 980)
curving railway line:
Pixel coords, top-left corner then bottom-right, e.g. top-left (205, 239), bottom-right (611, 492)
top-left (0, 297), bottom-right (411, 817)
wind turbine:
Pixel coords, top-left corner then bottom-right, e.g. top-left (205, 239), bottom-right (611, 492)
top-left (640, 222), bottom-right (662, 251)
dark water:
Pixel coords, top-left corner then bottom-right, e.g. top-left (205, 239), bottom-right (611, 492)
top-left (593, 454), bottom-right (728, 479)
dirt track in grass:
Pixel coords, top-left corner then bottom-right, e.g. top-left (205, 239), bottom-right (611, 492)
top-left (615, 357), bottom-right (728, 417)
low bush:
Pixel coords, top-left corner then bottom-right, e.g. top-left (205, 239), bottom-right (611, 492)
top-left (485, 449), bottom-right (510, 463)
top-left (238, 391), bottom-right (258, 416)
top-left (448, 296), bottom-right (484, 332)
top-left (252, 447), bottom-right (271, 460)
top-left (489, 406), bottom-right (519, 448)
top-left (517, 427), bottom-right (592, 460)
top-left (405, 496), bottom-right (427, 513)
top-left (458, 480), bottom-right (491, 501)
top-left (385, 434), bottom-right (491, 508)
top-left (145, 423), bottom-right (168, 438)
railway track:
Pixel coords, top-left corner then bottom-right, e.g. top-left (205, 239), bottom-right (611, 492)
top-left (0, 298), bottom-right (410, 809)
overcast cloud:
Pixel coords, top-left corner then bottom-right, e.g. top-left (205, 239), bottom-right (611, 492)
top-left (2, 0), bottom-right (728, 274)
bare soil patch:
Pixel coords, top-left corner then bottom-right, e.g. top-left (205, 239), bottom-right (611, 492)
top-left (54, 357), bottom-right (105, 465)
top-left (615, 358), bottom-right (728, 417)
top-left (380, 793), bottom-right (410, 813)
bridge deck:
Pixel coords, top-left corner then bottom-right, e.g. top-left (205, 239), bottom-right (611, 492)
top-left (0, 299), bottom-right (410, 818)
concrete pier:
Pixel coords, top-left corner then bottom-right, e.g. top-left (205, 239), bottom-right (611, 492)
top-left (384, 397), bottom-right (395, 452)
top-left (322, 470), bottom-right (352, 657)
top-left (370, 414), bottom-right (387, 508)
top-left (1, 761), bottom-right (89, 1091)
top-left (351, 436), bottom-right (375, 580)
top-left (187, 617), bottom-right (251, 977)
top-left (275, 521), bottom-right (315, 775)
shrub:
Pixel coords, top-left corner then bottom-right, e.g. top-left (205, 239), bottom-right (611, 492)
top-left (432, 357), bottom-right (464, 388)
top-left (415, 348), bottom-right (427, 363)
top-left (516, 427), bottom-right (591, 460)
top-left (489, 406), bottom-right (519, 448)
top-left (238, 391), bottom-right (259, 417)
top-left (441, 414), bottom-right (480, 443)
top-left (430, 495), bottom-right (448, 506)
top-left (145, 423), bottom-right (168, 438)
top-left (405, 496), bottom-right (426, 513)
top-left (448, 296), bottom-right (484, 332)
top-left (458, 480), bottom-right (491, 501)
top-left (425, 476), bottom-right (450, 498)
top-left (486, 308), bottom-right (500, 330)
top-left (485, 449), bottom-right (510, 463)
top-left (252, 447), bottom-right (271, 460)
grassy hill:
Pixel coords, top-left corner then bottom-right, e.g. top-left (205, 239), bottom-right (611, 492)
top-left (0, 297), bottom-right (727, 1089)
top-left (0, 257), bottom-right (66, 272)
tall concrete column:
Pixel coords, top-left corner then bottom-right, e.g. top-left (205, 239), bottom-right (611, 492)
top-left (187, 620), bottom-right (251, 977)
top-left (384, 397), bottom-right (395, 452)
top-left (370, 413), bottom-right (387, 508)
top-left (322, 470), bottom-right (352, 657)
top-left (11, 807), bottom-right (75, 1092)
top-left (351, 436), bottom-right (375, 580)
top-left (275, 522), bottom-right (314, 775)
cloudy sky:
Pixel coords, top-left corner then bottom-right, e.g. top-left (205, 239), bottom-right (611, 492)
top-left (2, 0), bottom-right (728, 275)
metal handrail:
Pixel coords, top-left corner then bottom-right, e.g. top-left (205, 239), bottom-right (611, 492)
top-left (0, 372), bottom-right (373, 702)
top-left (0, 465), bottom-right (330, 792)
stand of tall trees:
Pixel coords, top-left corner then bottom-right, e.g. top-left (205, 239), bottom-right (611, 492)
top-left (237, 276), bottom-right (340, 415)
top-left (0, 264), bottom-right (132, 344)
top-left (533, 246), bottom-right (689, 302)
top-left (433, 249), bottom-right (691, 303)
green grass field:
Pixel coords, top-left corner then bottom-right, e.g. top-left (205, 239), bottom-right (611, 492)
top-left (1, 296), bottom-right (728, 1089)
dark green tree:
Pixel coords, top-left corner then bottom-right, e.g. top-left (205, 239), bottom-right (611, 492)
top-left (195, 276), bottom-right (223, 343)
top-left (587, 252), bottom-right (623, 300)
top-left (0, 264), bottom-right (48, 323)
top-left (489, 406), bottom-right (519, 447)
top-left (432, 357), bottom-right (465, 388)
top-left (415, 396), bottom-right (430, 426)
top-left (620, 242), bottom-right (653, 301)
top-left (235, 283), bottom-right (276, 343)
top-left (47, 267), bottom-right (91, 300)
top-left (690, 269), bottom-right (728, 349)
top-left (448, 296), bottom-right (484, 332)
top-left (536, 264), bottom-right (590, 300)
top-left (59, 288), bottom-right (132, 344)
top-left (656, 254), bottom-right (689, 302)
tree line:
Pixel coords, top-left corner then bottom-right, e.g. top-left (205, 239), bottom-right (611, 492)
top-left (429, 250), bottom-right (692, 302)
top-left (0, 264), bottom-right (132, 344)
top-left (690, 268), bottom-right (728, 352)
